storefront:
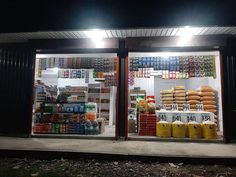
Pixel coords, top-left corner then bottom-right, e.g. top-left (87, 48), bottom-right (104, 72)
top-left (32, 53), bottom-right (118, 137)
top-left (127, 51), bottom-right (223, 140)
top-left (0, 27), bottom-right (236, 142)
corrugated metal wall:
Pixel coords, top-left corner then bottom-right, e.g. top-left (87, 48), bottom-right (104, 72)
top-left (222, 38), bottom-right (236, 141)
top-left (222, 55), bottom-right (236, 141)
top-left (0, 45), bottom-right (35, 136)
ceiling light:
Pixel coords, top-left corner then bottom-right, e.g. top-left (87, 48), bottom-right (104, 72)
top-left (85, 29), bottom-right (106, 48)
top-left (177, 26), bottom-right (195, 46)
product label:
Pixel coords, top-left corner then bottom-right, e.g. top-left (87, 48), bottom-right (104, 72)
top-left (157, 113), bottom-right (167, 121)
top-left (201, 113), bottom-right (211, 121)
top-left (159, 104), bottom-right (166, 110)
top-left (183, 104), bottom-right (190, 112)
top-left (171, 104), bottom-right (178, 111)
top-left (186, 113), bottom-right (196, 122)
top-left (172, 113), bottom-right (181, 121)
top-left (196, 104), bottom-right (204, 111)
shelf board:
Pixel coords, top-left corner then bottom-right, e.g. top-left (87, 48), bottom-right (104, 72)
top-left (94, 78), bottom-right (105, 81)
top-left (98, 113), bottom-right (110, 115)
top-left (42, 101), bottom-right (86, 104)
top-left (40, 112), bottom-right (85, 114)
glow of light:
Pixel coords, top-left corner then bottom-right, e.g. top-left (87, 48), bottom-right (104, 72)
top-left (177, 26), bottom-right (195, 46)
top-left (85, 29), bottom-right (105, 48)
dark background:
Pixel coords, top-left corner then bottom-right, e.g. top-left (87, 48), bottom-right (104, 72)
top-left (0, 0), bottom-right (236, 33)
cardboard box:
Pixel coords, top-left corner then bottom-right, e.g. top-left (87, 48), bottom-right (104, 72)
top-left (129, 119), bottom-right (136, 133)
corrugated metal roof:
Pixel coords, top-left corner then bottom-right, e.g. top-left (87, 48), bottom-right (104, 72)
top-left (0, 26), bottom-right (236, 43)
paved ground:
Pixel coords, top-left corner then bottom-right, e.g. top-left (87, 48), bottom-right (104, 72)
top-left (0, 137), bottom-right (236, 159)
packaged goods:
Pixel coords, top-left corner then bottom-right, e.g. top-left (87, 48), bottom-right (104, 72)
top-left (186, 96), bottom-right (201, 100)
top-left (172, 121), bottom-right (186, 138)
top-left (128, 119), bottom-right (136, 133)
top-left (161, 94), bottom-right (174, 97)
top-left (190, 105), bottom-right (196, 109)
top-left (139, 114), bottom-right (156, 136)
top-left (175, 100), bottom-right (186, 104)
top-left (174, 93), bottom-right (186, 97)
top-left (187, 100), bottom-right (200, 104)
top-left (148, 102), bottom-right (156, 114)
top-left (160, 90), bottom-right (173, 94)
top-left (199, 92), bottom-right (215, 96)
top-left (204, 105), bottom-right (217, 109)
top-left (174, 86), bottom-right (185, 90)
top-left (202, 121), bottom-right (217, 139)
top-left (139, 100), bottom-right (147, 113)
top-left (156, 121), bottom-right (172, 137)
top-left (174, 90), bottom-right (186, 93)
top-left (161, 97), bottom-right (174, 101)
top-left (198, 86), bottom-right (214, 92)
top-left (161, 101), bottom-right (174, 104)
top-left (85, 102), bottom-right (97, 113)
top-left (188, 121), bottom-right (202, 139)
top-left (85, 113), bottom-right (96, 121)
top-left (186, 91), bottom-right (199, 96)
top-left (200, 96), bottom-right (215, 101)
top-left (174, 96), bottom-right (186, 100)
top-left (204, 109), bottom-right (217, 113)
top-left (202, 100), bottom-right (216, 105)
top-left (146, 96), bottom-right (155, 102)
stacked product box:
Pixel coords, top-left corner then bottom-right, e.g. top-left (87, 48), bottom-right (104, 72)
top-left (139, 114), bottom-right (156, 136)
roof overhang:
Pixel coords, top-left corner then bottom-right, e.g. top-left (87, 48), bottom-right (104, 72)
top-left (0, 26), bottom-right (236, 43)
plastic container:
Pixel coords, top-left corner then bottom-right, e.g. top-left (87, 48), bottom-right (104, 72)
top-left (172, 121), bottom-right (186, 138)
top-left (85, 113), bottom-right (97, 121)
top-left (156, 121), bottom-right (171, 137)
top-left (202, 120), bottom-right (217, 139)
top-left (188, 121), bottom-right (202, 139)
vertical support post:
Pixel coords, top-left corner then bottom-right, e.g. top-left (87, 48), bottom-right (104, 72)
top-left (117, 39), bottom-right (128, 139)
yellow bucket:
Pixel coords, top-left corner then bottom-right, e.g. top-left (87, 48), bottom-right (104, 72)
top-left (185, 123), bottom-right (189, 137)
top-left (172, 121), bottom-right (186, 138)
top-left (202, 121), bottom-right (217, 139)
top-left (188, 121), bottom-right (202, 139)
top-left (156, 121), bottom-right (171, 137)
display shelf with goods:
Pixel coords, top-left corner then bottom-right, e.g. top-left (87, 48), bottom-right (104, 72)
top-left (128, 51), bottom-right (223, 140)
top-left (32, 54), bottom-right (117, 137)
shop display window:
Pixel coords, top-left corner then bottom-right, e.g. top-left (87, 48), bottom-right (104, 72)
top-left (128, 51), bottom-right (223, 140)
top-left (32, 54), bottom-right (117, 137)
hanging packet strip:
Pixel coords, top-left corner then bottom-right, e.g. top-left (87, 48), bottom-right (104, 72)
top-left (85, 70), bottom-right (90, 83)
top-left (67, 58), bottom-right (73, 68)
top-left (58, 58), bottom-right (64, 68)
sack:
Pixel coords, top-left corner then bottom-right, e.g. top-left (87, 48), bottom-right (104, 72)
top-left (186, 96), bottom-right (201, 100)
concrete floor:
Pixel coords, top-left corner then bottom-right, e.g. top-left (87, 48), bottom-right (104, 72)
top-left (0, 136), bottom-right (236, 158)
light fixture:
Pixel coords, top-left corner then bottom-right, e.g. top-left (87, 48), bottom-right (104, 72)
top-left (85, 29), bottom-right (105, 48)
top-left (177, 26), bottom-right (195, 46)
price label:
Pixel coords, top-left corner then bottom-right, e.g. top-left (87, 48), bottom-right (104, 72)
top-left (171, 104), bottom-right (178, 111)
top-left (172, 113), bottom-right (181, 121)
top-left (186, 113), bottom-right (196, 122)
top-left (183, 104), bottom-right (190, 112)
top-left (196, 104), bottom-right (204, 111)
top-left (201, 113), bottom-right (211, 121)
top-left (158, 113), bottom-right (167, 121)
top-left (159, 104), bottom-right (166, 110)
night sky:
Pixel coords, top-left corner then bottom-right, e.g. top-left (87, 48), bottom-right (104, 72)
top-left (0, 0), bottom-right (236, 33)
